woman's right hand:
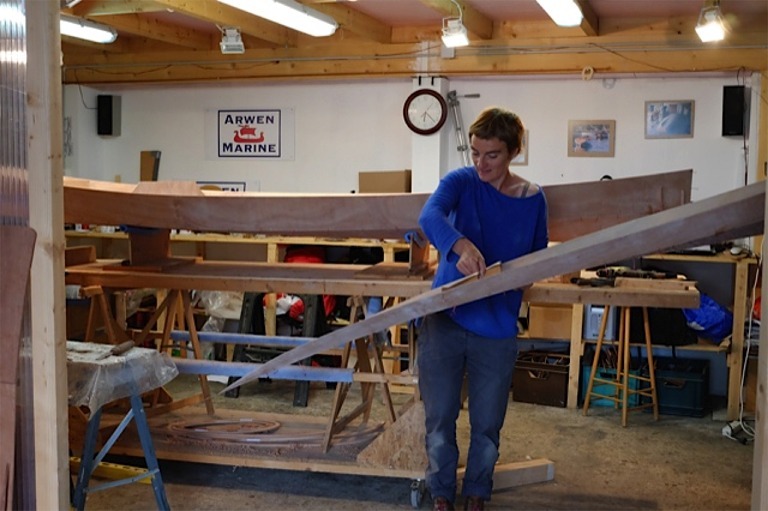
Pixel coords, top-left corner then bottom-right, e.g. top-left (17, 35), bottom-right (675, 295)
top-left (453, 238), bottom-right (486, 276)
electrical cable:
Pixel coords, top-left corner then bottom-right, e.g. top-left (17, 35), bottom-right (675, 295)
top-left (726, 241), bottom-right (761, 443)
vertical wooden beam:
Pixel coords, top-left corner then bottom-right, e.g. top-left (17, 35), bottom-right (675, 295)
top-left (752, 177), bottom-right (768, 510)
top-left (26, 2), bottom-right (69, 509)
top-left (727, 259), bottom-right (751, 420)
top-left (753, 71), bottom-right (767, 256)
top-left (567, 303), bottom-right (584, 409)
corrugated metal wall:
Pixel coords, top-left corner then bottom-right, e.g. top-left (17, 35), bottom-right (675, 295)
top-left (1, 0), bottom-right (35, 508)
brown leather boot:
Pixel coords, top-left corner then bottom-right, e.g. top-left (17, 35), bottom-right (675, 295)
top-left (464, 495), bottom-right (485, 511)
top-left (433, 496), bottom-right (455, 511)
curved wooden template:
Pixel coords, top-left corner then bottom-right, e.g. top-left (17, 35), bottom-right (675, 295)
top-left (222, 181), bottom-right (764, 393)
top-left (63, 169), bottom-right (691, 242)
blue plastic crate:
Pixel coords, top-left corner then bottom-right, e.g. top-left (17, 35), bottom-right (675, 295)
top-left (645, 357), bottom-right (710, 417)
top-left (581, 365), bottom-right (640, 407)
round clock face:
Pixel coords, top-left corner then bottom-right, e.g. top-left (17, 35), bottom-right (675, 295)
top-left (403, 89), bottom-right (448, 135)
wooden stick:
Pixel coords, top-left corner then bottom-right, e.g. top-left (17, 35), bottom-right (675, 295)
top-left (222, 181), bottom-right (764, 393)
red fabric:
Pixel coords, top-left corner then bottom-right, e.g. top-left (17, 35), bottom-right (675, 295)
top-left (283, 246), bottom-right (336, 317)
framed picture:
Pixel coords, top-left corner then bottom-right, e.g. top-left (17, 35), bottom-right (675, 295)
top-left (645, 100), bottom-right (695, 139)
top-left (510, 130), bottom-right (529, 166)
top-left (567, 120), bottom-right (616, 157)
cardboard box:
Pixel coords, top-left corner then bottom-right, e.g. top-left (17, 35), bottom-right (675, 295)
top-left (527, 304), bottom-right (572, 339)
top-left (358, 170), bottom-right (412, 193)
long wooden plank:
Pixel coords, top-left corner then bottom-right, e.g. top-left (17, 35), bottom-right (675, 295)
top-left (0, 226), bottom-right (37, 511)
top-left (223, 181), bottom-right (764, 393)
top-left (62, 169), bottom-right (692, 242)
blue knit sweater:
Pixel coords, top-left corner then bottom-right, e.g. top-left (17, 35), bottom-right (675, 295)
top-left (418, 166), bottom-right (549, 338)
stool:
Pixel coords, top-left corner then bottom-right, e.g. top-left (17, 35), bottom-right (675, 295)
top-left (582, 306), bottom-right (659, 426)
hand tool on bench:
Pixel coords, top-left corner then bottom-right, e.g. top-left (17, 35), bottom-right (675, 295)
top-left (96, 340), bottom-right (135, 360)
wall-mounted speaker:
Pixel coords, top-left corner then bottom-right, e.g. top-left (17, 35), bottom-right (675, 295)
top-left (722, 85), bottom-right (748, 137)
top-left (97, 94), bottom-right (121, 136)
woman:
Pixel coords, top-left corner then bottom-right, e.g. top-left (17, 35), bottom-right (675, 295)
top-left (417, 107), bottom-right (549, 511)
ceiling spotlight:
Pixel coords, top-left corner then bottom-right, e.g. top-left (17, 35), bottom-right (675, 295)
top-left (218, 0), bottom-right (338, 37)
top-left (535, 0), bottom-right (583, 27)
top-left (696, 1), bottom-right (727, 43)
top-left (60, 14), bottom-right (117, 44)
top-left (441, 0), bottom-right (469, 48)
top-left (220, 26), bottom-right (245, 54)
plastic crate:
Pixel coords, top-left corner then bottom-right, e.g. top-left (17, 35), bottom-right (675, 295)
top-left (513, 351), bottom-right (569, 407)
top-left (646, 356), bottom-right (710, 417)
top-left (580, 365), bottom-right (641, 407)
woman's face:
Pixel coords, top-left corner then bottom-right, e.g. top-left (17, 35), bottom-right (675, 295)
top-left (470, 136), bottom-right (515, 187)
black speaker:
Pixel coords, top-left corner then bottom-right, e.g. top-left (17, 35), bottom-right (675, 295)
top-left (97, 94), bottom-right (121, 136)
top-left (722, 85), bottom-right (747, 137)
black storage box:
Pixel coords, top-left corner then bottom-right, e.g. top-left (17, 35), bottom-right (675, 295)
top-left (513, 351), bottom-right (569, 407)
top-left (645, 356), bottom-right (710, 417)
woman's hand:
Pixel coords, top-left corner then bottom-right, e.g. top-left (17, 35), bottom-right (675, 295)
top-left (452, 238), bottom-right (486, 276)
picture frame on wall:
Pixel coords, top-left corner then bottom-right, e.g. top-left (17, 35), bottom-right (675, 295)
top-left (567, 120), bottom-right (616, 157)
top-left (645, 100), bottom-right (695, 139)
top-left (510, 130), bottom-right (529, 166)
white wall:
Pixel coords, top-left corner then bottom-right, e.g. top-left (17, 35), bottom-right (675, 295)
top-left (64, 73), bottom-right (760, 200)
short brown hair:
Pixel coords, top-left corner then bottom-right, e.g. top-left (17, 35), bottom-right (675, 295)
top-left (468, 107), bottom-right (525, 156)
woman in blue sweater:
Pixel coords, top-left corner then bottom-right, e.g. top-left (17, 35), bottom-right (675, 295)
top-left (418, 107), bottom-right (548, 511)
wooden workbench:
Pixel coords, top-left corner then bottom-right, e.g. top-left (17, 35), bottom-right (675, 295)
top-left (65, 258), bottom-right (700, 411)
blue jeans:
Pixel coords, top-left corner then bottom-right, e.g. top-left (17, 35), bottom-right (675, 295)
top-left (417, 312), bottom-right (518, 502)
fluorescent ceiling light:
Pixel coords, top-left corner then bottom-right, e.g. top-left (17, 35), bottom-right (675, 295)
top-left (536, 0), bottom-right (583, 27)
top-left (60, 14), bottom-right (117, 44)
top-left (442, 18), bottom-right (469, 48)
top-left (218, 0), bottom-right (338, 37)
top-left (695, 4), bottom-right (726, 43)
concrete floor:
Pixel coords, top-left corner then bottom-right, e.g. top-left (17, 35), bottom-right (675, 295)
top-left (82, 375), bottom-right (754, 511)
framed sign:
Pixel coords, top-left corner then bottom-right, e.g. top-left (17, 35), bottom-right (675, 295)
top-left (510, 130), bottom-right (529, 166)
top-left (567, 120), bottom-right (616, 157)
top-left (205, 108), bottom-right (295, 160)
top-left (645, 100), bottom-right (695, 139)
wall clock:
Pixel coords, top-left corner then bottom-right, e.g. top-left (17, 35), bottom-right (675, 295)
top-left (403, 89), bottom-right (448, 135)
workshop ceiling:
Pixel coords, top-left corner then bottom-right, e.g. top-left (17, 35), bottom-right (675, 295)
top-left (60, 0), bottom-right (768, 85)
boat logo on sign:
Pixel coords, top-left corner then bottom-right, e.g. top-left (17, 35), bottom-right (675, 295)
top-left (218, 109), bottom-right (281, 158)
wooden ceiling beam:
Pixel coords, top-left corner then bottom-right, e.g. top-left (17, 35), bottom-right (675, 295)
top-left (61, 45), bottom-right (768, 85)
top-left (576, 0), bottom-right (598, 36)
top-left (95, 13), bottom-right (215, 50)
top-left (310, 3), bottom-right (392, 44)
top-left (150, 0), bottom-right (298, 47)
top-left (69, 0), bottom-right (165, 16)
top-left (417, 0), bottom-right (494, 40)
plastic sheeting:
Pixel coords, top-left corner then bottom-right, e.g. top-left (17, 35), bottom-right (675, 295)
top-left (66, 341), bottom-right (178, 411)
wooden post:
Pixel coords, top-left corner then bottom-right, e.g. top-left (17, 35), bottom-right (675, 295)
top-left (26, 2), bottom-right (70, 509)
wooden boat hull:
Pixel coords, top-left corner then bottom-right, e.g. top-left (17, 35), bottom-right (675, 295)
top-left (63, 169), bottom-right (692, 242)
